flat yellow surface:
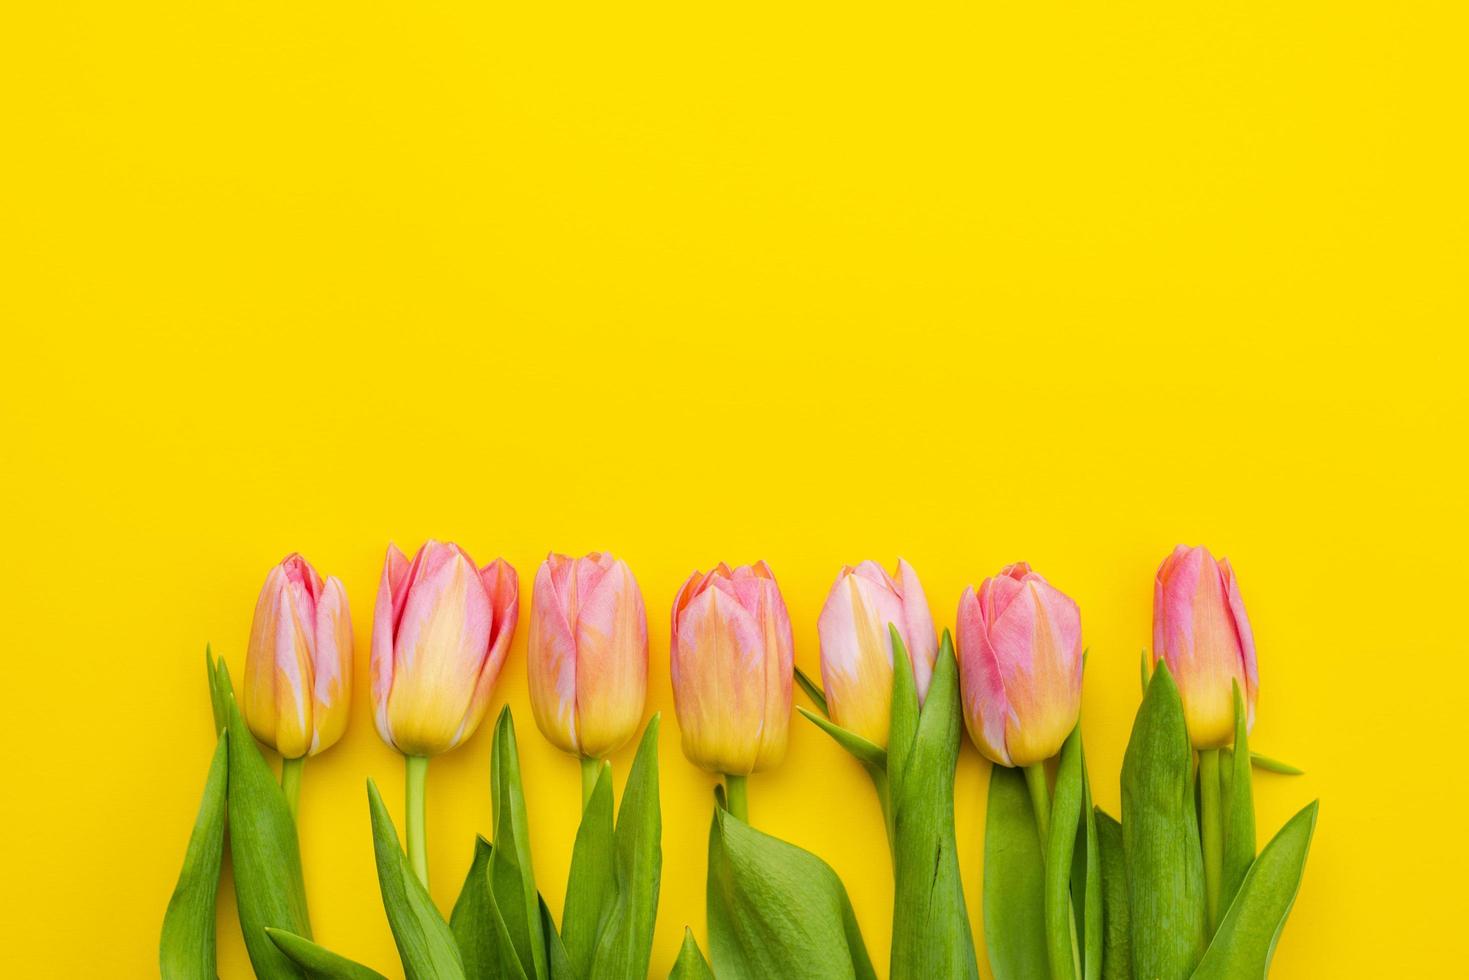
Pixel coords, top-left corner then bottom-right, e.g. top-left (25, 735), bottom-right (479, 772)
top-left (2, 2), bottom-right (1464, 976)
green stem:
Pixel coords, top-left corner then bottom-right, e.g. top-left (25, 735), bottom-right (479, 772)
top-left (1024, 763), bottom-right (1051, 845)
top-left (280, 756), bottom-right (304, 820)
top-left (867, 765), bottom-right (895, 870)
top-left (724, 774), bottom-right (749, 823)
top-left (405, 754), bottom-right (430, 889)
top-left (1200, 748), bottom-right (1223, 931)
top-left (580, 756), bottom-right (603, 811)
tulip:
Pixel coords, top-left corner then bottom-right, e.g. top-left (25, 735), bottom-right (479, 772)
top-left (1152, 544), bottom-right (1258, 751)
top-left (371, 539), bottom-right (518, 886)
top-left (528, 552), bottom-right (648, 796)
top-left (956, 562), bottom-right (1083, 770)
top-left (816, 559), bottom-right (937, 748)
top-left (670, 562), bottom-right (793, 821)
top-left (242, 553), bottom-right (353, 817)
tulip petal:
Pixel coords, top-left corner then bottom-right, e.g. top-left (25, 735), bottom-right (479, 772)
top-left (370, 545), bottom-right (409, 749)
top-left (817, 571), bottom-right (899, 748)
top-left (895, 558), bottom-right (939, 701)
top-left (957, 586), bottom-right (1013, 766)
top-left (672, 585), bottom-right (767, 775)
top-left (271, 574), bottom-right (316, 759)
top-left (452, 558), bottom-right (519, 750)
top-left (574, 558), bottom-right (648, 758)
top-left (309, 576), bottom-right (353, 756)
top-left (529, 556), bottom-right (580, 754)
top-left (244, 566), bottom-right (287, 749)
top-left (1221, 559), bottom-right (1259, 728)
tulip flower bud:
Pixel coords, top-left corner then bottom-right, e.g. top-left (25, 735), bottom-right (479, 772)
top-left (670, 562), bottom-right (794, 776)
top-left (956, 563), bottom-right (1082, 767)
top-left (242, 553), bottom-right (353, 759)
top-left (370, 540), bottom-right (519, 757)
top-left (527, 551), bottom-right (648, 759)
top-left (816, 559), bottom-right (938, 748)
top-left (1152, 544), bottom-right (1258, 749)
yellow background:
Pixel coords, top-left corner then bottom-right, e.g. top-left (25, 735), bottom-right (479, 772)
top-left (2, 1), bottom-right (1464, 976)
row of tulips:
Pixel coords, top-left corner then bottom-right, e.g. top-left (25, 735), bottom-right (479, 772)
top-left (161, 542), bottom-right (1316, 980)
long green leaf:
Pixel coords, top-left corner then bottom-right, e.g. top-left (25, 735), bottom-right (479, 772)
top-left (160, 734), bottom-right (228, 979)
top-left (890, 631), bottom-right (978, 980)
top-left (1190, 801), bottom-right (1318, 979)
top-left (488, 708), bottom-right (548, 980)
top-left (1094, 810), bottom-right (1130, 980)
top-left (265, 930), bottom-right (390, 980)
top-left (1046, 727), bottom-right (1084, 980)
top-left (540, 894), bottom-right (574, 980)
top-left (1075, 749), bottom-right (1102, 980)
top-left (795, 664), bottom-right (830, 717)
top-left (669, 927), bottom-right (715, 979)
top-left (707, 806), bottom-right (876, 980)
top-left (367, 779), bottom-right (466, 980)
top-left (798, 706), bottom-right (888, 769)
top-left (886, 624), bottom-right (920, 799)
top-left (588, 716), bottom-right (663, 979)
top-left (1221, 684), bottom-right (1255, 918)
top-left (1249, 752), bottom-right (1304, 775)
top-left (1121, 661), bottom-right (1206, 979)
top-left (222, 659), bottom-right (311, 979)
top-left (450, 837), bottom-right (522, 980)
top-left (984, 765), bottom-right (1047, 980)
top-left (560, 762), bottom-right (615, 978)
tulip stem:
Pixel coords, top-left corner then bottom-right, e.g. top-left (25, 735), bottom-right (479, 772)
top-left (580, 756), bottom-right (603, 811)
top-left (1199, 748), bottom-right (1223, 931)
top-left (1024, 763), bottom-right (1051, 845)
top-left (867, 766), bottom-right (896, 869)
top-left (280, 757), bottom-right (304, 820)
top-left (405, 755), bottom-right (430, 889)
top-left (724, 774), bottom-right (749, 823)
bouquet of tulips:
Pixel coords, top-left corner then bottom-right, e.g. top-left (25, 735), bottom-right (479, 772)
top-left (161, 543), bottom-right (1315, 979)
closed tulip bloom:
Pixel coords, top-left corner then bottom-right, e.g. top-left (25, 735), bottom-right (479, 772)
top-left (956, 563), bottom-right (1083, 768)
top-left (671, 562), bottom-right (794, 776)
top-left (817, 559), bottom-right (937, 748)
top-left (243, 553), bottom-right (353, 759)
top-left (371, 540), bottom-right (519, 757)
top-left (1153, 544), bottom-right (1258, 749)
top-left (528, 552), bottom-right (648, 759)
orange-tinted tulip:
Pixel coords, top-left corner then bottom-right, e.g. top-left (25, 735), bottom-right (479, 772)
top-left (370, 540), bottom-right (518, 757)
top-left (242, 553), bottom-right (353, 759)
top-left (817, 559), bottom-right (937, 748)
top-left (956, 563), bottom-right (1082, 767)
top-left (1153, 544), bottom-right (1258, 749)
top-left (670, 562), bottom-right (793, 775)
top-left (527, 552), bottom-right (648, 759)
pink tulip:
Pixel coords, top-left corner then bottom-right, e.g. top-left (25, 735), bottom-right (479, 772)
top-left (527, 552), bottom-right (648, 759)
top-left (371, 540), bottom-right (519, 757)
top-left (670, 562), bottom-right (794, 775)
top-left (817, 559), bottom-right (937, 748)
top-left (1153, 544), bottom-right (1258, 749)
top-left (242, 554), bottom-right (354, 759)
top-left (956, 563), bottom-right (1083, 767)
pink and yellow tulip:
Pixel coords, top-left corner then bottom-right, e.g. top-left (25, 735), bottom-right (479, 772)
top-left (527, 551), bottom-right (648, 760)
top-left (1153, 544), bottom-right (1258, 749)
top-left (817, 558), bottom-right (937, 748)
top-left (242, 553), bottom-right (353, 760)
top-left (956, 562), bottom-right (1082, 767)
top-left (370, 540), bottom-right (519, 758)
top-left (670, 562), bottom-right (794, 777)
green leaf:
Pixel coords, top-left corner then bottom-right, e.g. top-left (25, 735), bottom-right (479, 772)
top-left (1046, 727), bottom-right (1084, 980)
top-left (1221, 684), bottom-right (1255, 918)
top-left (367, 779), bottom-right (466, 980)
top-left (540, 894), bottom-right (574, 980)
top-left (1094, 810), bottom-right (1130, 980)
top-left (1139, 651), bottom-right (1150, 695)
top-left (1121, 661), bottom-right (1206, 980)
top-left (588, 716), bottom-right (663, 980)
top-left (160, 734), bottom-right (228, 980)
top-left (889, 631), bottom-right (978, 980)
top-left (488, 708), bottom-right (549, 980)
top-left (795, 664), bottom-right (830, 717)
top-left (1068, 736), bottom-right (1102, 980)
top-left (798, 706), bottom-right (888, 770)
top-left (1190, 801), bottom-right (1319, 979)
top-left (984, 765), bottom-right (1048, 980)
top-left (1250, 752), bottom-right (1305, 775)
top-left (560, 762), bottom-right (615, 978)
top-left (668, 927), bottom-right (715, 979)
top-left (707, 806), bottom-right (877, 980)
top-left (265, 930), bottom-right (390, 980)
top-left (886, 625), bottom-right (920, 800)
top-left (221, 659), bottom-right (311, 980)
top-left (206, 645), bottom-right (230, 735)
top-left (450, 837), bottom-right (522, 980)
